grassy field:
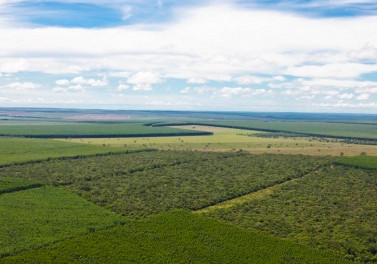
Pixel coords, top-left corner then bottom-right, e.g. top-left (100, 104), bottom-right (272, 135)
top-left (63, 125), bottom-right (377, 156)
top-left (202, 165), bottom-right (377, 262)
top-left (336, 155), bottom-right (377, 169)
top-left (0, 137), bottom-right (132, 166)
top-left (2, 210), bottom-right (351, 264)
top-left (0, 151), bottom-right (329, 218)
top-left (0, 122), bottom-right (210, 138)
top-left (167, 120), bottom-right (377, 140)
top-left (0, 186), bottom-right (123, 257)
top-left (0, 178), bottom-right (42, 195)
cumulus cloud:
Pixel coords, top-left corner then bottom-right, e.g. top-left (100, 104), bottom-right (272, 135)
top-left (356, 93), bottom-right (370, 100)
top-left (235, 75), bottom-right (267, 85)
top-left (1, 3), bottom-right (377, 111)
top-left (0, 82), bottom-right (40, 90)
top-left (55, 79), bottom-right (70, 86)
top-left (127, 71), bottom-right (162, 91)
top-left (215, 87), bottom-right (271, 99)
top-left (116, 83), bottom-right (130, 91)
top-left (54, 76), bottom-right (107, 91)
top-left (338, 93), bottom-right (354, 100)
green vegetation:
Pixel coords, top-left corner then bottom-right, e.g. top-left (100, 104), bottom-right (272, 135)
top-left (0, 177), bottom-right (42, 194)
top-left (336, 155), bottom-right (377, 169)
top-left (154, 120), bottom-right (377, 140)
top-left (2, 211), bottom-right (350, 264)
top-left (0, 123), bottom-right (210, 138)
top-left (0, 186), bottom-right (123, 257)
top-left (67, 125), bottom-right (377, 156)
top-left (203, 165), bottom-right (377, 262)
top-left (0, 151), bottom-right (329, 218)
top-left (0, 137), bottom-right (134, 166)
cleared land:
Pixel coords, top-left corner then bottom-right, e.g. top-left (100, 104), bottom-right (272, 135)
top-left (64, 125), bottom-right (377, 156)
top-left (0, 186), bottom-right (123, 257)
top-left (2, 211), bottom-right (350, 264)
top-left (202, 165), bottom-right (377, 263)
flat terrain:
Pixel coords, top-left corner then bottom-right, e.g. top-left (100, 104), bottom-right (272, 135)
top-left (64, 125), bottom-right (377, 156)
top-left (202, 165), bottom-right (377, 262)
top-left (0, 123), bottom-right (209, 138)
top-left (0, 137), bottom-right (128, 166)
top-left (1, 108), bottom-right (376, 263)
top-left (0, 186), bottom-right (122, 257)
top-left (2, 211), bottom-right (350, 264)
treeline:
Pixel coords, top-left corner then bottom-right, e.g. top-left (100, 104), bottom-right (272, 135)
top-left (0, 131), bottom-right (212, 138)
top-left (0, 177), bottom-right (43, 195)
top-left (0, 149), bottom-right (156, 169)
top-left (150, 121), bottom-right (377, 141)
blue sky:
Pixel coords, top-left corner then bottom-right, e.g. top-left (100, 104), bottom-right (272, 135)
top-left (0, 0), bottom-right (377, 112)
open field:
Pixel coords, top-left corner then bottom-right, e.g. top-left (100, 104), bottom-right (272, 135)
top-left (0, 137), bottom-right (133, 166)
top-left (2, 210), bottom-right (350, 264)
top-left (0, 151), bottom-right (329, 218)
top-left (336, 155), bottom-right (377, 169)
top-left (0, 122), bottom-right (210, 138)
top-left (202, 165), bottom-right (377, 262)
top-left (157, 120), bottom-right (377, 140)
top-left (0, 178), bottom-right (42, 195)
top-left (0, 186), bottom-right (123, 257)
top-left (63, 125), bottom-right (377, 156)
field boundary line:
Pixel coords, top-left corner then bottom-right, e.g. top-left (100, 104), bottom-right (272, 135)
top-left (0, 183), bottom-right (44, 196)
top-left (194, 168), bottom-right (323, 214)
top-left (0, 149), bottom-right (156, 169)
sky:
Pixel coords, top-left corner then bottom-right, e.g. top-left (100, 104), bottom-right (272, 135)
top-left (0, 0), bottom-right (377, 112)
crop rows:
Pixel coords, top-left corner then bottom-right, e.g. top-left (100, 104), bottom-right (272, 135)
top-left (2, 211), bottom-right (350, 264)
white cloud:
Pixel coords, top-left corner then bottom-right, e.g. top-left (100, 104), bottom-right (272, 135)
top-left (338, 93), bottom-right (354, 100)
top-left (215, 87), bottom-right (271, 98)
top-left (55, 79), bottom-right (70, 86)
top-left (0, 82), bottom-right (40, 90)
top-left (356, 93), bottom-right (370, 100)
top-left (71, 76), bottom-right (108, 86)
top-left (187, 77), bottom-right (207, 84)
top-left (127, 71), bottom-right (162, 91)
top-left (116, 83), bottom-right (130, 91)
top-left (235, 75), bottom-right (267, 85)
top-left (273, 76), bottom-right (286, 81)
top-left (121, 5), bottom-right (133, 20)
top-left (180, 87), bottom-right (191, 93)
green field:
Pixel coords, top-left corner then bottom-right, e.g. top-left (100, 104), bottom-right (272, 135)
top-left (0, 177), bottom-right (42, 194)
top-left (0, 137), bottom-right (134, 166)
top-left (0, 151), bottom-right (329, 218)
top-left (0, 186), bottom-right (123, 257)
top-left (2, 210), bottom-right (350, 264)
top-left (336, 155), bottom-right (377, 169)
top-left (153, 121), bottom-right (377, 140)
top-left (202, 165), bottom-right (377, 262)
top-left (0, 122), bottom-right (210, 138)
top-left (66, 125), bottom-right (377, 156)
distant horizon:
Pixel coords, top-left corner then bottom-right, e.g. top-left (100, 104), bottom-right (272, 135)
top-left (2, 106), bottom-right (377, 117)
